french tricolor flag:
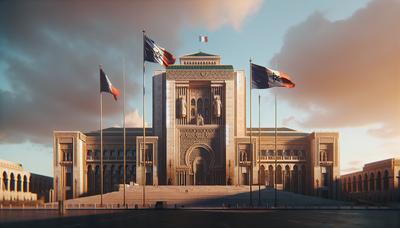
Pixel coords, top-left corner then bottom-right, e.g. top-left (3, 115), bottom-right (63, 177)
top-left (100, 67), bottom-right (120, 100)
top-left (199, 35), bottom-right (208, 43)
top-left (144, 35), bottom-right (176, 67)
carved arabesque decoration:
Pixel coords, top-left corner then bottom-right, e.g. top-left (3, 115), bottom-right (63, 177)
top-left (179, 128), bottom-right (220, 166)
top-left (167, 70), bottom-right (234, 80)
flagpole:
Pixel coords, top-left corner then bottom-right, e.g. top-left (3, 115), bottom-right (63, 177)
top-left (258, 93), bottom-right (261, 206)
top-left (274, 93), bottom-right (277, 208)
top-left (100, 70), bottom-right (103, 206)
top-left (123, 57), bottom-right (126, 207)
top-left (142, 30), bottom-right (146, 207)
top-left (249, 58), bottom-right (253, 207)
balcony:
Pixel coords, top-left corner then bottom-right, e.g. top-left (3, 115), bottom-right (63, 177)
top-left (260, 156), bottom-right (306, 161)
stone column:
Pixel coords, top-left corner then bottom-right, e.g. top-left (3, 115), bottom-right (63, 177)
top-left (7, 176), bottom-right (10, 192)
top-left (27, 178), bottom-right (30, 193)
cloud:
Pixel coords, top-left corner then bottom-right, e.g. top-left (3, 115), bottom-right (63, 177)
top-left (0, 0), bottom-right (261, 144)
top-left (341, 160), bottom-right (363, 174)
top-left (125, 109), bottom-right (148, 128)
top-left (272, 0), bottom-right (400, 138)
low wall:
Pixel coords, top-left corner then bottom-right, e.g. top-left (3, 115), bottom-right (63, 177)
top-left (0, 191), bottom-right (37, 201)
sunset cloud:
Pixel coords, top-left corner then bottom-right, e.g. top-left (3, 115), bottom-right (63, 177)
top-left (272, 0), bottom-right (400, 138)
top-left (0, 0), bottom-right (261, 144)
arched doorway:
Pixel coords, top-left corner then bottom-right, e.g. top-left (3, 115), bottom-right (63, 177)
top-left (268, 165), bottom-right (274, 187)
top-left (2, 172), bottom-right (8, 191)
top-left (292, 165), bottom-right (299, 193)
top-left (259, 165), bottom-right (266, 185)
top-left (284, 165), bottom-right (290, 191)
top-left (187, 146), bottom-right (214, 185)
top-left (10, 173), bottom-right (15, 191)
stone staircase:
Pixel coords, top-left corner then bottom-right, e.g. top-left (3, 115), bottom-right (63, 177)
top-left (65, 185), bottom-right (350, 207)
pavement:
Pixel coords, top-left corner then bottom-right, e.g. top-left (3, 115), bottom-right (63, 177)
top-left (1, 209), bottom-right (399, 228)
top-left (62, 185), bottom-right (351, 208)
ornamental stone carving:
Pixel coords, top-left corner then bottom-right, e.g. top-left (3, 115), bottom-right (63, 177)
top-left (213, 95), bottom-right (222, 118)
top-left (177, 96), bottom-right (187, 118)
top-left (196, 114), bottom-right (204, 126)
top-left (178, 127), bottom-right (220, 166)
top-left (167, 70), bottom-right (234, 80)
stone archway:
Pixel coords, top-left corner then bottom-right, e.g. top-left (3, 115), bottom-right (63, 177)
top-left (259, 165), bottom-right (266, 185)
top-left (186, 144), bottom-right (215, 185)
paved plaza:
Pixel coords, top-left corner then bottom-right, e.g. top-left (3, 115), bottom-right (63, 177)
top-left (1, 209), bottom-right (399, 228)
top-left (63, 186), bottom-right (350, 208)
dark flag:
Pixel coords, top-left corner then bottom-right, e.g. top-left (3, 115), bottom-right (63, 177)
top-left (100, 67), bottom-right (120, 100)
top-left (251, 63), bottom-right (295, 89)
top-left (144, 35), bottom-right (176, 67)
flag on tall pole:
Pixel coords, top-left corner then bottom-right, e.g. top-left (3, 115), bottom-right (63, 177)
top-left (122, 57), bottom-right (126, 207)
top-left (142, 32), bottom-right (176, 207)
top-left (144, 35), bottom-right (176, 67)
top-left (199, 35), bottom-right (208, 43)
top-left (99, 66), bottom-right (120, 206)
top-left (251, 63), bottom-right (295, 89)
top-left (250, 62), bottom-right (295, 207)
top-left (249, 58), bottom-right (253, 207)
top-left (100, 67), bottom-right (121, 100)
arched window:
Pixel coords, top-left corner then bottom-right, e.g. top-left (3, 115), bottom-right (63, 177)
top-left (3, 172), bottom-right (8, 191)
top-left (276, 165), bottom-right (282, 184)
top-left (343, 178), bottom-right (347, 192)
top-left (370, 173), bottom-right (375, 192)
top-left (292, 165), bottom-right (299, 192)
top-left (352, 176), bottom-right (356, 192)
top-left (240, 150), bottom-right (247, 162)
top-left (10, 173), bottom-right (15, 191)
top-left (346, 177), bottom-right (350, 192)
top-left (358, 175), bottom-right (362, 192)
top-left (383, 170), bottom-right (389, 191)
top-left (376, 171), bottom-right (382, 191)
top-left (23, 175), bottom-right (28, 192)
top-left (87, 150), bottom-right (92, 160)
top-left (191, 99), bottom-right (196, 118)
top-left (268, 150), bottom-right (274, 156)
top-left (364, 173), bottom-right (368, 192)
top-left (17, 174), bottom-right (22, 192)
top-left (283, 150), bottom-right (290, 157)
top-left (204, 98), bottom-right (209, 120)
top-left (197, 98), bottom-right (203, 115)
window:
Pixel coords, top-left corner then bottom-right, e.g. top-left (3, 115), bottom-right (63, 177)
top-left (268, 150), bottom-right (274, 156)
top-left (261, 150), bottom-right (267, 157)
top-left (370, 173), bottom-right (375, 191)
top-left (87, 150), bottom-right (93, 160)
top-left (240, 150), bottom-right (248, 161)
top-left (197, 98), bottom-right (203, 115)
top-left (283, 150), bottom-right (290, 157)
top-left (383, 170), bottom-right (389, 191)
top-left (376, 171), bottom-right (382, 191)
top-left (60, 143), bottom-right (73, 162)
top-left (364, 173), bottom-right (368, 192)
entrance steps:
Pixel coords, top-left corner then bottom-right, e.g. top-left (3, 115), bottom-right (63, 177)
top-left (65, 185), bottom-right (349, 207)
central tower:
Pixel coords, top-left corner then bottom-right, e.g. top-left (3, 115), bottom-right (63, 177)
top-left (153, 52), bottom-right (246, 185)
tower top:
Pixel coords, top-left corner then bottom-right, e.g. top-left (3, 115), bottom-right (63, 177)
top-left (180, 52), bottom-right (221, 65)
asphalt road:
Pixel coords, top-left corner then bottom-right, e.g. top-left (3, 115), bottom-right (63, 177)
top-left (1, 209), bottom-right (399, 228)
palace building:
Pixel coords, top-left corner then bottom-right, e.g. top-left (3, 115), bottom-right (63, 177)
top-left (341, 158), bottom-right (400, 202)
top-left (1, 159), bottom-right (53, 202)
top-left (53, 52), bottom-right (340, 201)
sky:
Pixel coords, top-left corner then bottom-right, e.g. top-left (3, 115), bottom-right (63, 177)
top-left (0, 0), bottom-right (399, 177)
